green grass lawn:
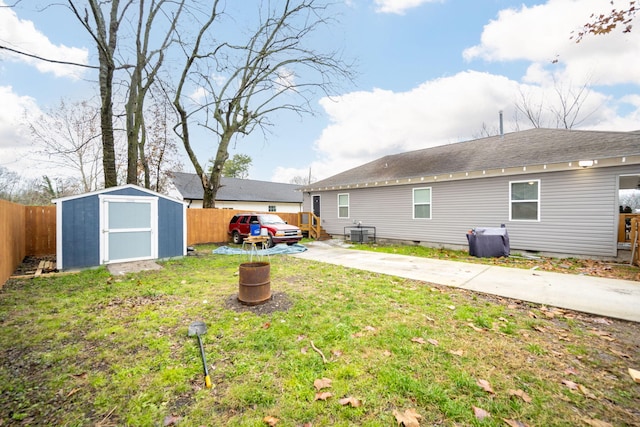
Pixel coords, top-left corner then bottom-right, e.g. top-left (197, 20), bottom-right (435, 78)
top-left (0, 245), bottom-right (638, 426)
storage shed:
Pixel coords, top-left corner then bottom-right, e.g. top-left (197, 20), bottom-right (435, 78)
top-left (53, 184), bottom-right (187, 270)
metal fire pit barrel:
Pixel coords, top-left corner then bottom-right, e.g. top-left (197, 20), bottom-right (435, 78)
top-left (238, 262), bottom-right (271, 305)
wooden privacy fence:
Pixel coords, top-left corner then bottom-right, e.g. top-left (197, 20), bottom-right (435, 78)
top-left (0, 204), bottom-right (300, 286)
top-left (0, 201), bottom-right (56, 287)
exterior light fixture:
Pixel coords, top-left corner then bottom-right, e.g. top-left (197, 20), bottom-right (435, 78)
top-left (578, 160), bottom-right (594, 168)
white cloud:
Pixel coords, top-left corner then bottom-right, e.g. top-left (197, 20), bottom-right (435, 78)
top-left (374, 0), bottom-right (443, 15)
top-left (0, 86), bottom-right (41, 175)
top-left (462, 0), bottom-right (640, 86)
top-left (0, 2), bottom-right (88, 79)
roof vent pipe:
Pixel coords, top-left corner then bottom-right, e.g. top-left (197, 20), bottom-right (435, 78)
top-left (499, 110), bottom-right (504, 138)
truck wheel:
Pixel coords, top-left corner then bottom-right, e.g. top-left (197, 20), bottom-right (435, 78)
top-left (267, 234), bottom-right (275, 248)
top-left (232, 231), bottom-right (242, 244)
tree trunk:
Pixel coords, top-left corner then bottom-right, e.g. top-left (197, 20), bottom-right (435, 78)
top-left (203, 132), bottom-right (232, 208)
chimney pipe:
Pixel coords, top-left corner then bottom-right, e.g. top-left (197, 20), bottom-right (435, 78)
top-left (499, 110), bottom-right (504, 138)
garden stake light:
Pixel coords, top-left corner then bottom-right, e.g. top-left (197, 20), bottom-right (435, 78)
top-left (188, 320), bottom-right (212, 388)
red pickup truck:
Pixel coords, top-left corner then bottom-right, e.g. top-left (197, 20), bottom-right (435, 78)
top-left (228, 213), bottom-right (303, 247)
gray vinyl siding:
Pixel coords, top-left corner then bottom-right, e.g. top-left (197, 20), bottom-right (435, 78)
top-left (307, 165), bottom-right (638, 257)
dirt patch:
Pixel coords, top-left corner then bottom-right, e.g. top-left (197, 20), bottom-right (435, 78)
top-left (224, 291), bottom-right (293, 315)
top-left (106, 260), bottom-right (163, 275)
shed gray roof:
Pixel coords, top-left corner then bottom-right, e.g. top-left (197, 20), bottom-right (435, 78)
top-left (302, 128), bottom-right (640, 190)
top-left (171, 172), bottom-right (303, 203)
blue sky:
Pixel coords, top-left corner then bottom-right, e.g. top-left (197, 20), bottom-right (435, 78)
top-left (1, 0), bottom-right (639, 185)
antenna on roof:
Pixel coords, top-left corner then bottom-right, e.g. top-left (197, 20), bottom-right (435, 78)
top-left (499, 110), bottom-right (504, 138)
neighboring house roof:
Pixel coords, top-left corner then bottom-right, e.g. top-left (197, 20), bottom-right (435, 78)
top-left (302, 128), bottom-right (640, 191)
top-left (171, 172), bottom-right (303, 203)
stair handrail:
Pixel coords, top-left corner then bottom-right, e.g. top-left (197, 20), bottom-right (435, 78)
top-left (298, 211), bottom-right (322, 239)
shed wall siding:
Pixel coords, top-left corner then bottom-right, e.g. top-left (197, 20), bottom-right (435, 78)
top-left (158, 197), bottom-right (184, 258)
top-left (60, 186), bottom-right (185, 269)
top-left (61, 196), bottom-right (100, 269)
top-left (306, 165), bottom-right (636, 257)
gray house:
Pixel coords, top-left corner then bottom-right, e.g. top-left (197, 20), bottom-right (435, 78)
top-left (54, 184), bottom-right (187, 270)
top-left (300, 128), bottom-right (640, 258)
top-left (168, 172), bottom-right (303, 212)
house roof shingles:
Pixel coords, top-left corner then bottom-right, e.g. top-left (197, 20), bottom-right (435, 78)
top-left (171, 172), bottom-right (303, 203)
top-left (303, 128), bottom-right (640, 190)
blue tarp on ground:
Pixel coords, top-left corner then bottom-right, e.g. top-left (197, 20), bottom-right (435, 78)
top-left (212, 243), bottom-right (307, 256)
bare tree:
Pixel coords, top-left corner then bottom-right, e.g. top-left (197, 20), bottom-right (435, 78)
top-left (514, 77), bottom-right (596, 129)
top-left (290, 168), bottom-right (316, 185)
top-left (0, 166), bottom-right (22, 201)
top-left (173, 0), bottom-right (353, 208)
top-left (28, 99), bottom-right (103, 192)
top-left (67, 0), bottom-right (130, 188)
top-left (124, 0), bottom-right (184, 187)
top-left (141, 91), bottom-right (183, 193)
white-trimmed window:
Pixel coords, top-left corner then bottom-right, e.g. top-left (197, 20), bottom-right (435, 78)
top-left (510, 180), bottom-right (540, 221)
top-left (413, 187), bottom-right (431, 219)
top-left (338, 193), bottom-right (349, 218)
top-left (268, 205), bottom-right (276, 212)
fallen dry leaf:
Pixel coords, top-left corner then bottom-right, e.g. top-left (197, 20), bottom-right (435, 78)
top-left (609, 348), bottom-right (630, 359)
top-left (411, 337), bottom-right (426, 344)
top-left (561, 379), bottom-right (578, 390)
top-left (590, 329), bottom-right (615, 341)
top-left (301, 347), bottom-right (308, 354)
top-left (582, 418), bottom-right (613, 427)
top-left (314, 392), bottom-right (333, 401)
top-left (564, 367), bottom-right (578, 376)
top-left (476, 379), bottom-right (495, 394)
top-left (66, 388), bottom-right (81, 398)
top-left (70, 372), bottom-right (88, 380)
top-left (364, 325), bottom-right (376, 332)
top-left (427, 338), bottom-right (439, 346)
top-left (503, 419), bottom-right (530, 427)
top-left (467, 322), bottom-right (484, 332)
top-left (473, 406), bottom-right (491, 420)
top-left (447, 305), bottom-right (456, 310)
top-left (449, 349), bottom-right (464, 356)
top-left (163, 414), bottom-right (182, 426)
top-left (392, 408), bottom-right (422, 427)
top-left (331, 349), bottom-right (343, 358)
top-left (508, 389), bottom-right (532, 403)
top-left (578, 384), bottom-right (596, 399)
top-left (383, 350), bottom-right (393, 357)
top-left (262, 322), bottom-right (271, 329)
top-left (629, 367), bottom-right (640, 383)
top-left (338, 396), bottom-right (362, 407)
top-left (313, 378), bottom-right (332, 391)
top-left (263, 415), bottom-right (279, 426)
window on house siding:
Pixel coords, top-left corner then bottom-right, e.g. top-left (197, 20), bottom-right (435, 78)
top-left (338, 193), bottom-right (349, 218)
top-left (510, 180), bottom-right (540, 221)
top-left (268, 205), bottom-right (276, 212)
top-left (413, 187), bottom-right (431, 219)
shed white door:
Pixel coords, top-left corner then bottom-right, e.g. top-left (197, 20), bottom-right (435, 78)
top-left (100, 195), bottom-right (158, 264)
